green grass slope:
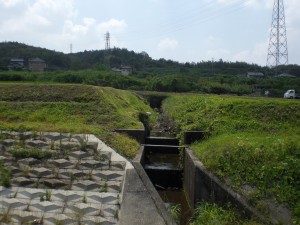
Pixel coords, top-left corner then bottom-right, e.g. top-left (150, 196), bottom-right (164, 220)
top-left (163, 95), bottom-right (300, 224)
top-left (0, 83), bottom-right (155, 158)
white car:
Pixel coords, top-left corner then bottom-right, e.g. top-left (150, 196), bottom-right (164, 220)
top-left (284, 89), bottom-right (299, 99)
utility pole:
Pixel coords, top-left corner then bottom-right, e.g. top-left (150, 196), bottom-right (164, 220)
top-left (104, 31), bottom-right (110, 50)
top-left (70, 43), bottom-right (73, 54)
top-left (211, 58), bottom-right (214, 76)
top-left (267, 0), bottom-right (288, 73)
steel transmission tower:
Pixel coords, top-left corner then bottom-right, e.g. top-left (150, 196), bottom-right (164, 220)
top-left (267, 0), bottom-right (288, 68)
top-left (104, 31), bottom-right (110, 50)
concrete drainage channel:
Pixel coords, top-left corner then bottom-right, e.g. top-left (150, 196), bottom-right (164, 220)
top-left (131, 135), bottom-right (192, 225)
top-left (127, 128), bottom-right (273, 225)
top-left (143, 137), bottom-right (192, 225)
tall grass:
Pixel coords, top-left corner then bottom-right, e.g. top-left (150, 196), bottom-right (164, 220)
top-left (190, 202), bottom-right (262, 225)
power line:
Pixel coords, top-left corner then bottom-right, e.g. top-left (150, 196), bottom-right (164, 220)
top-left (114, 0), bottom-right (251, 43)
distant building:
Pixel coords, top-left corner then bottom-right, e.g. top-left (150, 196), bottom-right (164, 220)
top-left (111, 65), bottom-right (132, 76)
top-left (276, 73), bottom-right (296, 78)
top-left (120, 66), bottom-right (132, 75)
top-left (28, 58), bottom-right (47, 72)
top-left (247, 72), bottom-right (264, 78)
top-left (8, 58), bottom-right (25, 70)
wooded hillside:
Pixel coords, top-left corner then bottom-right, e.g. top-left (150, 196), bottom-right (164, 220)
top-left (1, 41), bottom-right (300, 77)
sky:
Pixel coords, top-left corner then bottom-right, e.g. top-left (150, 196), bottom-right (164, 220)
top-left (0, 0), bottom-right (299, 66)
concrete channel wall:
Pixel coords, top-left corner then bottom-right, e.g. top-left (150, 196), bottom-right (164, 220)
top-left (132, 146), bottom-right (176, 225)
top-left (184, 148), bottom-right (269, 223)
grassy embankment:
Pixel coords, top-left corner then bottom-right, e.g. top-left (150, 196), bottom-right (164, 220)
top-left (0, 83), bottom-right (156, 158)
top-left (162, 95), bottom-right (300, 224)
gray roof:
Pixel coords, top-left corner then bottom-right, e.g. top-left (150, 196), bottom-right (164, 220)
top-left (247, 72), bottom-right (264, 77)
top-left (29, 57), bottom-right (45, 63)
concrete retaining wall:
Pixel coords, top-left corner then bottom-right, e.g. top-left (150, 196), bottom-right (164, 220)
top-left (184, 148), bottom-right (268, 223)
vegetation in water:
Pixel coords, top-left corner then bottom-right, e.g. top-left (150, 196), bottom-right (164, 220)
top-left (168, 204), bottom-right (181, 224)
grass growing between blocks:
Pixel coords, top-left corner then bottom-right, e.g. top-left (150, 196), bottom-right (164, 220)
top-left (163, 94), bottom-right (300, 223)
top-left (0, 83), bottom-right (157, 158)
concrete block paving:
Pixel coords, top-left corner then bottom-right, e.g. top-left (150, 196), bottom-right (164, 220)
top-left (0, 131), bottom-right (130, 224)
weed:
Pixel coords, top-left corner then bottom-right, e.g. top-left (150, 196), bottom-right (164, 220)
top-left (114, 209), bottom-right (119, 219)
top-left (78, 135), bottom-right (88, 151)
top-left (8, 147), bottom-right (54, 160)
top-left (59, 130), bottom-right (63, 151)
top-left (168, 204), bottom-right (181, 224)
top-left (49, 140), bottom-right (55, 150)
top-left (95, 153), bottom-right (106, 161)
top-left (55, 220), bottom-right (64, 225)
top-left (0, 164), bottom-right (11, 188)
top-left (25, 202), bottom-right (30, 211)
top-left (63, 148), bottom-right (70, 160)
top-left (74, 160), bottom-right (81, 170)
top-left (99, 182), bottom-right (108, 193)
top-left (45, 189), bottom-right (52, 201)
top-left (40, 189), bottom-right (52, 201)
top-left (190, 202), bottom-right (260, 225)
top-left (68, 133), bottom-right (73, 141)
top-left (52, 168), bottom-right (59, 179)
top-left (72, 207), bottom-right (85, 225)
top-left (87, 169), bottom-right (94, 181)
top-left (69, 172), bottom-right (76, 183)
top-left (82, 193), bottom-right (87, 203)
top-left (35, 179), bottom-right (40, 188)
top-left (24, 165), bottom-right (31, 177)
top-left (117, 194), bottom-right (120, 205)
top-left (0, 208), bottom-right (11, 223)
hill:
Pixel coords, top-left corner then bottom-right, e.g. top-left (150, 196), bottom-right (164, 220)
top-left (1, 41), bottom-right (300, 77)
top-left (0, 42), bottom-right (71, 70)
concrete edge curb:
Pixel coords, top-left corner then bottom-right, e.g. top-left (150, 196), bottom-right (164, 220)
top-left (132, 146), bottom-right (176, 225)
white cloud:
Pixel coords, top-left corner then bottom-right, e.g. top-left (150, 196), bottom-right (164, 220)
top-left (216, 0), bottom-right (239, 5)
top-left (96, 18), bottom-right (127, 34)
top-left (158, 38), bottom-right (179, 51)
top-left (0, 0), bottom-right (23, 7)
top-left (28, 0), bottom-right (77, 19)
top-left (83, 18), bottom-right (96, 27)
top-left (231, 40), bottom-right (268, 65)
top-left (64, 20), bottom-right (89, 35)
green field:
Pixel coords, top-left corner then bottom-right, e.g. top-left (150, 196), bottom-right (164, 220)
top-left (0, 83), bottom-right (156, 158)
top-left (163, 95), bottom-right (300, 224)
